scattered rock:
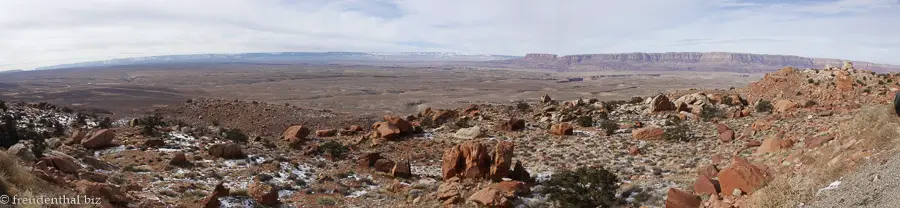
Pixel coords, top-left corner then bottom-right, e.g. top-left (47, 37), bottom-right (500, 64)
top-left (490, 141), bottom-right (514, 181)
top-left (208, 143), bottom-right (245, 159)
top-left (75, 180), bottom-right (129, 204)
top-left (632, 126), bottom-right (665, 140)
top-left (468, 184), bottom-right (514, 208)
top-left (383, 115), bottom-right (414, 134)
top-left (438, 177), bottom-right (462, 205)
top-left (549, 123), bottom-right (574, 136)
top-left (718, 157), bottom-right (770, 195)
top-left (37, 156), bottom-right (81, 174)
top-left (650, 94), bottom-right (677, 112)
top-left (283, 125), bottom-right (310, 141)
top-left (499, 118), bottom-right (526, 131)
top-left (454, 126), bottom-right (483, 140)
top-left (248, 180), bottom-right (279, 206)
top-left (373, 122), bottom-right (402, 140)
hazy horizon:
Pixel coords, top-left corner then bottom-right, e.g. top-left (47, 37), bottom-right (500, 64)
top-left (2, 0), bottom-right (899, 71)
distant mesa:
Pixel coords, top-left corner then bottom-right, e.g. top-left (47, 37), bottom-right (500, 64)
top-left (500, 52), bottom-right (900, 73)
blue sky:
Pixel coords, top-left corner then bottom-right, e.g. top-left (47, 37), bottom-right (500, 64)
top-left (1, 0), bottom-right (898, 70)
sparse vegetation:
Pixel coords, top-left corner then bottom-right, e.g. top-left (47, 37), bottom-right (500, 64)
top-left (137, 114), bottom-right (166, 136)
top-left (543, 166), bottom-right (619, 208)
top-left (805, 100), bottom-right (817, 107)
top-left (0, 100), bottom-right (6, 111)
top-left (576, 115), bottom-right (593, 127)
top-left (808, 78), bottom-right (814, 84)
top-left (756, 100), bottom-right (773, 113)
top-left (318, 141), bottom-right (349, 159)
top-left (599, 119), bottom-right (618, 135)
top-left (516, 101), bottom-right (530, 111)
top-left (721, 96), bottom-right (733, 106)
top-left (699, 106), bottom-right (724, 122)
top-left (221, 128), bottom-right (249, 143)
top-left (665, 119), bottom-right (693, 142)
top-left (98, 117), bottom-right (113, 128)
top-left (316, 196), bottom-right (337, 205)
top-left (863, 88), bottom-right (872, 94)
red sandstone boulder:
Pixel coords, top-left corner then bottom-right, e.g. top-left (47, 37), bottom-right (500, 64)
top-left (459, 141), bottom-right (491, 179)
top-left (383, 115), bottom-right (414, 134)
top-left (373, 122), bottom-right (402, 140)
top-left (805, 136), bottom-right (835, 149)
top-left (315, 129), bottom-right (338, 137)
top-left (665, 188), bottom-right (701, 208)
top-left (632, 126), bottom-right (665, 140)
top-left (693, 175), bottom-right (720, 196)
top-left (490, 141), bottom-right (515, 181)
top-left (201, 183), bottom-right (229, 208)
top-left (650, 94), bottom-right (677, 112)
top-left (718, 157), bottom-right (770, 195)
top-left (208, 143), bottom-right (245, 159)
top-left (248, 180), bottom-right (279, 206)
top-left (719, 130), bottom-right (735, 143)
top-left (499, 118), bottom-right (526, 131)
top-left (442, 146), bottom-right (463, 180)
top-left (283, 125), bottom-right (310, 141)
top-left (392, 159), bottom-right (412, 178)
top-left (82, 129), bottom-right (115, 149)
top-left (549, 123), bottom-right (574, 136)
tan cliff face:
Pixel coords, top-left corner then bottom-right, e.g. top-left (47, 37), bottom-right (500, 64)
top-left (502, 52), bottom-right (900, 72)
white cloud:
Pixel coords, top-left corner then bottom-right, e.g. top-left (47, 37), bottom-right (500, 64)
top-left (0, 0), bottom-right (898, 70)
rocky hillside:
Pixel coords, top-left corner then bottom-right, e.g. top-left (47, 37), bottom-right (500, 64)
top-left (1, 64), bottom-right (900, 207)
top-left (495, 52), bottom-right (900, 73)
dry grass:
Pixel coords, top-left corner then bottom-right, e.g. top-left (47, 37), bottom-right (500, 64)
top-left (0, 151), bottom-right (75, 207)
top-left (748, 105), bottom-right (900, 208)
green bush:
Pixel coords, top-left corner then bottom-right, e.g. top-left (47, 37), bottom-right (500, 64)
top-left (599, 120), bottom-right (618, 135)
top-left (137, 114), bottom-right (166, 136)
top-left (808, 78), bottom-right (814, 84)
top-left (318, 141), bottom-right (349, 159)
top-left (756, 100), bottom-right (773, 113)
top-left (664, 120), bottom-right (693, 142)
top-left (805, 100), bottom-right (818, 107)
top-left (721, 96), bottom-right (733, 106)
top-left (543, 167), bottom-right (619, 208)
top-left (699, 106), bottom-right (724, 122)
top-left (316, 196), bottom-right (337, 205)
top-left (576, 116), bottom-right (593, 127)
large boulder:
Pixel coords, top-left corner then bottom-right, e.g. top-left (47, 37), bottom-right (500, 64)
top-left (490, 141), bottom-right (514, 181)
top-left (81, 129), bottom-right (115, 149)
top-left (441, 146), bottom-right (463, 180)
top-left (693, 175), bottom-right (720, 196)
top-left (756, 136), bottom-right (794, 153)
top-left (392, 159), bottom-right (412, 178)
top-left (835, 70), bottom-right (854, 91)
top-left (67, 129), bottom-right (87, 145)
top-left (459, 141), bottom-right (490, 179)
top-left (468, 185), bottom-right (514, 208)
top-left (774, 100), bottom-right (796, 113)
top-left (315, 129), bottom-right (337, 137)
top-left (7, 143), bottom-right (36, 161)
top-left (438, 177), bottom-right (462, 205)
top-left (383, 115), bottom-right (414, 134)
top-left (632, 126), bottom-right (665, 140)
top-left (665, 188), bottom-right (701, 208)
top-left (282, 125), bottom-right (310, 141)
top-left (650, 94), bottom-right (676, 112)
top-left (208, 143), bottom-right (246, 159)
top-left (37, 156), bottom-right (81, 174)
top-left (374, 159), bottom-right (396, 173)
top-left (454, 126), bottom-right (483, 140)
top-left (508, 161), bottom-right (532, 182)
top-left (248, 180), bottom-right (279, 206)
top-left (718, 157), bottom-right (770, 195)
top-left (540, 94), bottom-right (553, 104)
top-left (373, 122), bottom-right (402, 140)
top-left (549, 123), bottom-right (574, 135)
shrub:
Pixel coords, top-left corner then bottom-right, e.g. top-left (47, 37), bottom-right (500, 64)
top-left (699, 106), bottom-right (724, 122)
top-left (888, 79), bottom-right (894, 83)
top-left (60, 107), bottom-right (73, 113)
top-left (137, 114), bottom-right (166, 136)
top-left (756, 100), bottom-right (773, 113)
top-left (0, 115), bottom-right (19, 148)
top-left (543, 167), bottom-right (619, 208)
top-left (805, 100), bottom-right (818, 107)
top-left (863, 88), bottom-right (872, 93)
top-left (221, 128), bottom-right (249, 143)
top-left (599, 120), bottom-right (618, 135)
top-left (318, 141), bottom-right (349, 159)
top-left (721, 96), bottom-right (733, 106)
top-left (879, 80), bottom-right (886, 85)
top-left (664, 120), bottom-right (693, 142)
top-left (808, 78), bottom-right (814, 84)
top-left (98, 117), bottom-right (113, 128)
top-left (516, 102), bottom-right (530, 112)
top-left (0, 100), bottom-right (6, 111)
top-left (316, 196), bottom-right (337, 205)
top-left (576, 116), bottom-right (593, 127)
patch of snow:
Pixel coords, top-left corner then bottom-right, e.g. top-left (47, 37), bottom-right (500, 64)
top-left (817, 179), bottom-right (842, 194)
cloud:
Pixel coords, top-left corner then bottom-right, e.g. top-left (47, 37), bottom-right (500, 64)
top-left (0, 0), bottom-right (898, 70)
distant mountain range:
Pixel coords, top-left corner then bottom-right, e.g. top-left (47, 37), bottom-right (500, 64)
top-left (33, 51), bottom-right (900, 73)
top-left (489, 52), bottom-right (900, 73)
top-left (34, 52), bottom-right (521, 70)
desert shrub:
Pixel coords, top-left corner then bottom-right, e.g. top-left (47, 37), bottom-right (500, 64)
top-left (665, 120), bottom-right (693, 142)
top-left (599, 120), bottom-right (618, 135)
top-left (629, 97), bottom-right (644, 104)
top-left (879, 80), bottom-right (886, 85)
top-left (808, 78), bottom-right (814, 84)
top-left (0, 100), bottom-right (6, 111)
top-left (318, 141), bottom-right (349, 159)
top-left (137, 114), bottom-right (166, 136)
top-left (721, 96), bottom-right (733, 106)
top-left (211, 120), bottom-right (220, 126)
top-left (576, 116), bottom-right (593, 127)
top-left (60, 107), bottom-right (73, 113)
top-left (699, 106), bottom-right (724, 122)
top-left (543, 167), bottom-right (619, 208)
top-left (863, 88), bottom-right (872, 93)
top-left (316, 196), bottom-right (337, 205)
top-left (516, 101), bottom-right (530, 112)
top-left (73, 113), bottom-right (88, 127)
top-left (756, 100), bottom-right (773, 113)
top-left (221, 128), bottom-right (249, 143)
top-left (98, 117), bottom-right (113, 128)
top-left (888, 79), bottom-right (894, 83)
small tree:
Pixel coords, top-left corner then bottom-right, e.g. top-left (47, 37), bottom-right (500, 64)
top-left (599, 120), bottom-right (618, 135)
top-left (700, 106), bottom-right (724, 122)
top-left (664, 119), bottom-right (693, 142)
top-left (544, 167), bottom-right (619, 208)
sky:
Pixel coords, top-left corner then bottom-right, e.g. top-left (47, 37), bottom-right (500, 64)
top-left (1, 0), bottom-right (898, 71)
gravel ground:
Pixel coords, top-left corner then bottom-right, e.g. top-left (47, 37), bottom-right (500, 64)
top-left (811, 150), bottom-right (900, 208)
